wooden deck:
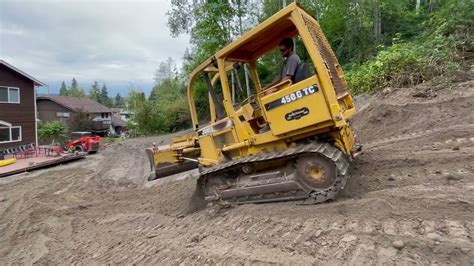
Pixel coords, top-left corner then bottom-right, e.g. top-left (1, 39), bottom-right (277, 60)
top-left (0, 153), bottom-right (85, 178)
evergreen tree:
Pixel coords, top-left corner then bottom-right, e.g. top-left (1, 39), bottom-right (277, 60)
top-left (100, 84), bottom-right (107, 103)
top-left (89, 81), bottom-right (101, 102)
top-left (149, 85), bottom-right (159, 102)
top-left (114, 93), bottom-right (125, 107)
top-left (68, 78), bottom-right (86, 97)
top-left (100, 84), bottom-right (113, 107)
top-left (59, 81), bottom-right (68, 96)
top-left (70, 78), bottom-right (78, 90)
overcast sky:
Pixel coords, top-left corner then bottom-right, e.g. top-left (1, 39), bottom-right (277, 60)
top-left (0, 0), bottom-right (190, 96)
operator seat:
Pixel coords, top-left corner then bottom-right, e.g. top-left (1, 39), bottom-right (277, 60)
top-left (293, 62), bottom-right (311, 83)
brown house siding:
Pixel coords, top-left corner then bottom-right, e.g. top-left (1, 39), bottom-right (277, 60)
top-left (0, 64), bottom-right (36, 149)
top-left (37, 100), bottom-right (71, 123)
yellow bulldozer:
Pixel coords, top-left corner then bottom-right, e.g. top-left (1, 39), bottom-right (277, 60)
top-left (146, 3), bottom-right (360, 204)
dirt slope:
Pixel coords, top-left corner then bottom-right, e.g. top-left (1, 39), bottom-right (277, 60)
top-left (0, 78), bottom-right (473, 265)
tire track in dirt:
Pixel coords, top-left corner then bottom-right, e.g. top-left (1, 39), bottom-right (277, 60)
top-left (71, 195), bottom-right (473, 264)
top-left (365, 123), bottom-right (474, 150)
top-left (0, 170), bottom-right (86, 263)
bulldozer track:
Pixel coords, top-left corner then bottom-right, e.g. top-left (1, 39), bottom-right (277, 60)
top-left (199, 142), bottom-right (350, 204)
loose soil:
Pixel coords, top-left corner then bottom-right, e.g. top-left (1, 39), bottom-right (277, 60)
top-left (1, 77), bottom-right (473, 265)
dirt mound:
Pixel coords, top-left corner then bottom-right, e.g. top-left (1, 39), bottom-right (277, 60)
top-left (1, 79), bottom-right (473, 264)
top-left (353, 79), bottom-right (474, 142)
top-left (345, 79), bottom-right (474, 199)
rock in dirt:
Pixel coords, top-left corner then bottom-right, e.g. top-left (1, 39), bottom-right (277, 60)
top-left (382, 88), bottom-right (392, 95)
top-left (189, 234), bottom-right (201, 243)
top-left (426, 232), bottom-right (442, 241)
top-left (189, 233), bottom-right (203, 243)
top-left (340, 235), bottom-right (358, 242)
top-left (444, 174), bottom-right (462, 181)
top-left (392, 240), bottom-right (405, 250)
top-left (388, 175), bottom-right (396, 181)
top-left (412, 90), bottom-right (437, 98)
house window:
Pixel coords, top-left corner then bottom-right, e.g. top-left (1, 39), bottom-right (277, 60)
top-left (0, 86), bottom-right (20, 103)
top-left (56, 112), bottom-right (70, 118)
top-left (0, 126), bottom-right (22, 143)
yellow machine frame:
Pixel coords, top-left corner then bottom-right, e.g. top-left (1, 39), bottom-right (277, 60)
top-left (185, 3), bottom-right (356, 167)
top-left (148, 3), bottom-right (358, 183)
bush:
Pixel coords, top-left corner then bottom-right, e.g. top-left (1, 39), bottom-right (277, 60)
top-left (38, 121), bottom-right (67, 145)
top-left (346, 29), bottom-right (463, 94)
top-left (127, 81), bottom-right (191, 136)
top-left (67, 110), bottom-right (96, 132)
top-left (345, 39), bottom-right (450, 94)
top-left (345, 0), bottom-right (471, 94)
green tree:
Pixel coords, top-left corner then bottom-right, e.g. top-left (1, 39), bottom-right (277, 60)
top-left (38, 121), bottom-right (67, 145)
top-left (127, 90), bottom-right (154, 135)
top-left (59, 81), bottom-right (68, 96)
top-left (127, 56), bottom-right (191, 135)
top-left (100, 84), bottom-right (113, 107)
top-left (71, 78), bottom-right (78, 89)
top-left (346, 0), bottom-right (473, 93)
top-left (114, 93), bottom-right (125, 107)
top-left (89, 81), bottom-right (101, 102)
top-left (68, 78), bottom-right (86, 97)
top-left (150, 57), bottom-right (180, 102)
top-left (154, 57), bottom-right (177, 84)
top-left (67, 110), bottom-right (95, 132)
top-left (164, 0), bottom-right (472, 101)
top-left (168, 0), bottom-right (257, 70)
top-left (167, 0), bottom-right (258, 120)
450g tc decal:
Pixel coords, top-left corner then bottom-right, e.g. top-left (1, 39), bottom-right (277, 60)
top-left (264, 85), bottom-right (318, 111)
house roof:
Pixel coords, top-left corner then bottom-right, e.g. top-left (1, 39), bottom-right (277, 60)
top-left (0, 60), bottom-right (46, 86)
top-left (111, 114), bottom-right (127, 127)
top-left (37, 95), bottom-right (112, 113)
top-left (111, 107), bottom-right (130, 114)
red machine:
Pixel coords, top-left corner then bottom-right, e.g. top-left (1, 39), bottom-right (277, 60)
top-left (65, 132), bottom-right (100, 154)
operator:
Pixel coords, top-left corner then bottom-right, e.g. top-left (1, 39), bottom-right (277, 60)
top-left (262, 37), bottom-right (301, 95)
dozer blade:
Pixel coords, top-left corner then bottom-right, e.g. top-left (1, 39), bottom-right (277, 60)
top-left (149, 161), bottom-right (198, 181)
top-left (146, 147), bottom-right (199, 181)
